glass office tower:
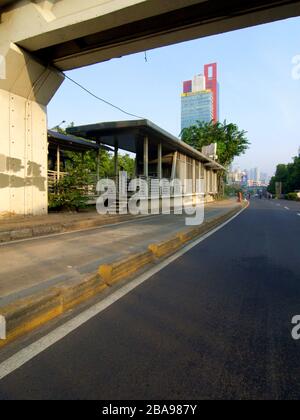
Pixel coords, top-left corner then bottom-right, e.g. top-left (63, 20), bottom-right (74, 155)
top-left (181, 91), bottom-right (213, 130)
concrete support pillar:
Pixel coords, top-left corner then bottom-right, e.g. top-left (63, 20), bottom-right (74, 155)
top-left (157, 142), bottom-right (162, 179)
top-left (0, 43), bottom-right (64, 216)
top-left (143, 136), bottom-right (149, 179)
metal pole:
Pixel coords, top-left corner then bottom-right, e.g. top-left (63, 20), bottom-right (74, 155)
top-left (96, 147), bottom-right (101, 183)
top-left (114, 140), bottom-right (119, 179)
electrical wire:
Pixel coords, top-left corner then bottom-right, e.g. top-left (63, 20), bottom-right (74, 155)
top-left (63, 72), bottom-right (145, 120)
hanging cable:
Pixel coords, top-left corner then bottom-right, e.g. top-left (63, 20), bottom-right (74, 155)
top-left (62, 72), bottom-right (145, 120)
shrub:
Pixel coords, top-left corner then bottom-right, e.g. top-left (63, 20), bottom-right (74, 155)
top-left (286, 192), bottom-right (300, 201)
top-left (49, 172), bottom-right (90, 211)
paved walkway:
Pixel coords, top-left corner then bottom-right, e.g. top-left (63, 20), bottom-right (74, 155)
top-left (0, 200), bottom-right (238, 307)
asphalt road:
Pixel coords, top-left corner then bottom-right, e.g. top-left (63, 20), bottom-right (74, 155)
top-left (1, 198), bottom-right (300, 400)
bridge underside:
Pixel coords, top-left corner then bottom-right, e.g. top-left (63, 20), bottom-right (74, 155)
top-left (0, 0), bottom-right (300, 215)
top-left (11, 0), bottom-right (300, 70)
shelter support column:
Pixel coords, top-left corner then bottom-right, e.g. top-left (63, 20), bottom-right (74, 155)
top-left (96, 147), bottom-right (101, 183)
top-left (204, 168), bottom-right (208, 195)
top-left (0, 43), bottom-right (64, 216)
top-left (171, 152), bottom-right (177, 181)
top-left (144, 136), bottom-right (149, 179)
top-left (192, 159), bottom-right (196, 193)
top-left (157, 142), bottom-right (162, 179)
top-left (56, 145), bottom-right (60, 182)
top-left (213, 171), bottom-right (218, 194)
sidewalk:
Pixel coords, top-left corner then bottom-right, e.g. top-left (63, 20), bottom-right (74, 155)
top-left (0, 210), bottom-right (139, 243)
top-left (0, 199), bottom-right (240, 307)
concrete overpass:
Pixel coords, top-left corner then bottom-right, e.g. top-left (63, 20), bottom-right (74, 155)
top-left (1, 0), bottom-right (300, 215)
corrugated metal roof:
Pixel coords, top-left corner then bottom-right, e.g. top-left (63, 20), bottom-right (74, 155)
top-left (67, 119), bottom-right (225, 171)
top-left (48, 130), bottom-right (113, 153)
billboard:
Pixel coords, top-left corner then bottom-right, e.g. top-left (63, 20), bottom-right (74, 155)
top-left (201, 143), bottom-right (217, 160)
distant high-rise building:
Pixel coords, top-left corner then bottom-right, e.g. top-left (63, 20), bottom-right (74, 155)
top-left (253, 167), bottom-right (260, 183)
top-left (181, 63), bottom-right (219, 131)
top-left (245, 167), bottom-right (269, 187)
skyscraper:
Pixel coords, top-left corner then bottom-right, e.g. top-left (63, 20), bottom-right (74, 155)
top-left (181, 63), bottom-right (219, 131)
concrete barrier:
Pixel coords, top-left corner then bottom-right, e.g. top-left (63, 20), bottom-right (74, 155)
top-left (98, 251), bottom-right (154, 286)
top-left (176, 228), bottom-right (200, 244)
top-left (0, 289), bottom-right (63, 348)
top-left (148, 236), bottom-right (183, 258)
top-left (0, 203), bottom-right (246, 346)
top-left (59, 274), bottom-right (108, 312)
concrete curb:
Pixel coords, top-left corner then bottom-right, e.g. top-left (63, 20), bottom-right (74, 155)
top-left (149, 237), bottom-right (183, 258)
top-left (0, 274), bottom-right (108, 348)
top-left (98, 251), bottom-right (154, 286)
top-left (0, 203), bottom-right (245, 347)
top-left (0, 214), bottom-right (140, 244)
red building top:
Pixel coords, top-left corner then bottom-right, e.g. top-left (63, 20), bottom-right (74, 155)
top-left (204, 63), bottom-right (218, 122)
top-left (183, 80), bottom-right (192, 94)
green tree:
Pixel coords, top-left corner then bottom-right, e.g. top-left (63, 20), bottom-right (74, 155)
top-left (181, 120), bottom-right (250, 168)
top-left (181, 120), bottom-right (250, 196)
top-left (268, 158), bottom-right (300, 196)
top-left (118, 154), bottom-right (135, 178)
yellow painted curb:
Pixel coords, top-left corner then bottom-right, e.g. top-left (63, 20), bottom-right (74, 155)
top-left (58, 274), bottom-right (108, 312)
top-left (0, 289), bottom-right (63, 348)
top-left (98, 251), bottom-right (154, 286)
top-left (148, 236), bottom-right (182, 258)
top-left (0, 274), bottom-right (108, 348)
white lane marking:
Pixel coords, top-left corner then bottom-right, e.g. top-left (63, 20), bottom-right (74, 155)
top-left (284, 207), bottom-right (290, 211)
top-left (0, 206), bottom-right (247, 381)
top-left (297, 214), bottom-right (300, 217)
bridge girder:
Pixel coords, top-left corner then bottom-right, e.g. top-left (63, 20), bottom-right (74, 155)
top-left (1, 1), bottom-right (300, 70)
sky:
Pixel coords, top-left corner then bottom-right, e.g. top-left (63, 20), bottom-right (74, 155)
top-left (48, 16), bottom-right (300, 177)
